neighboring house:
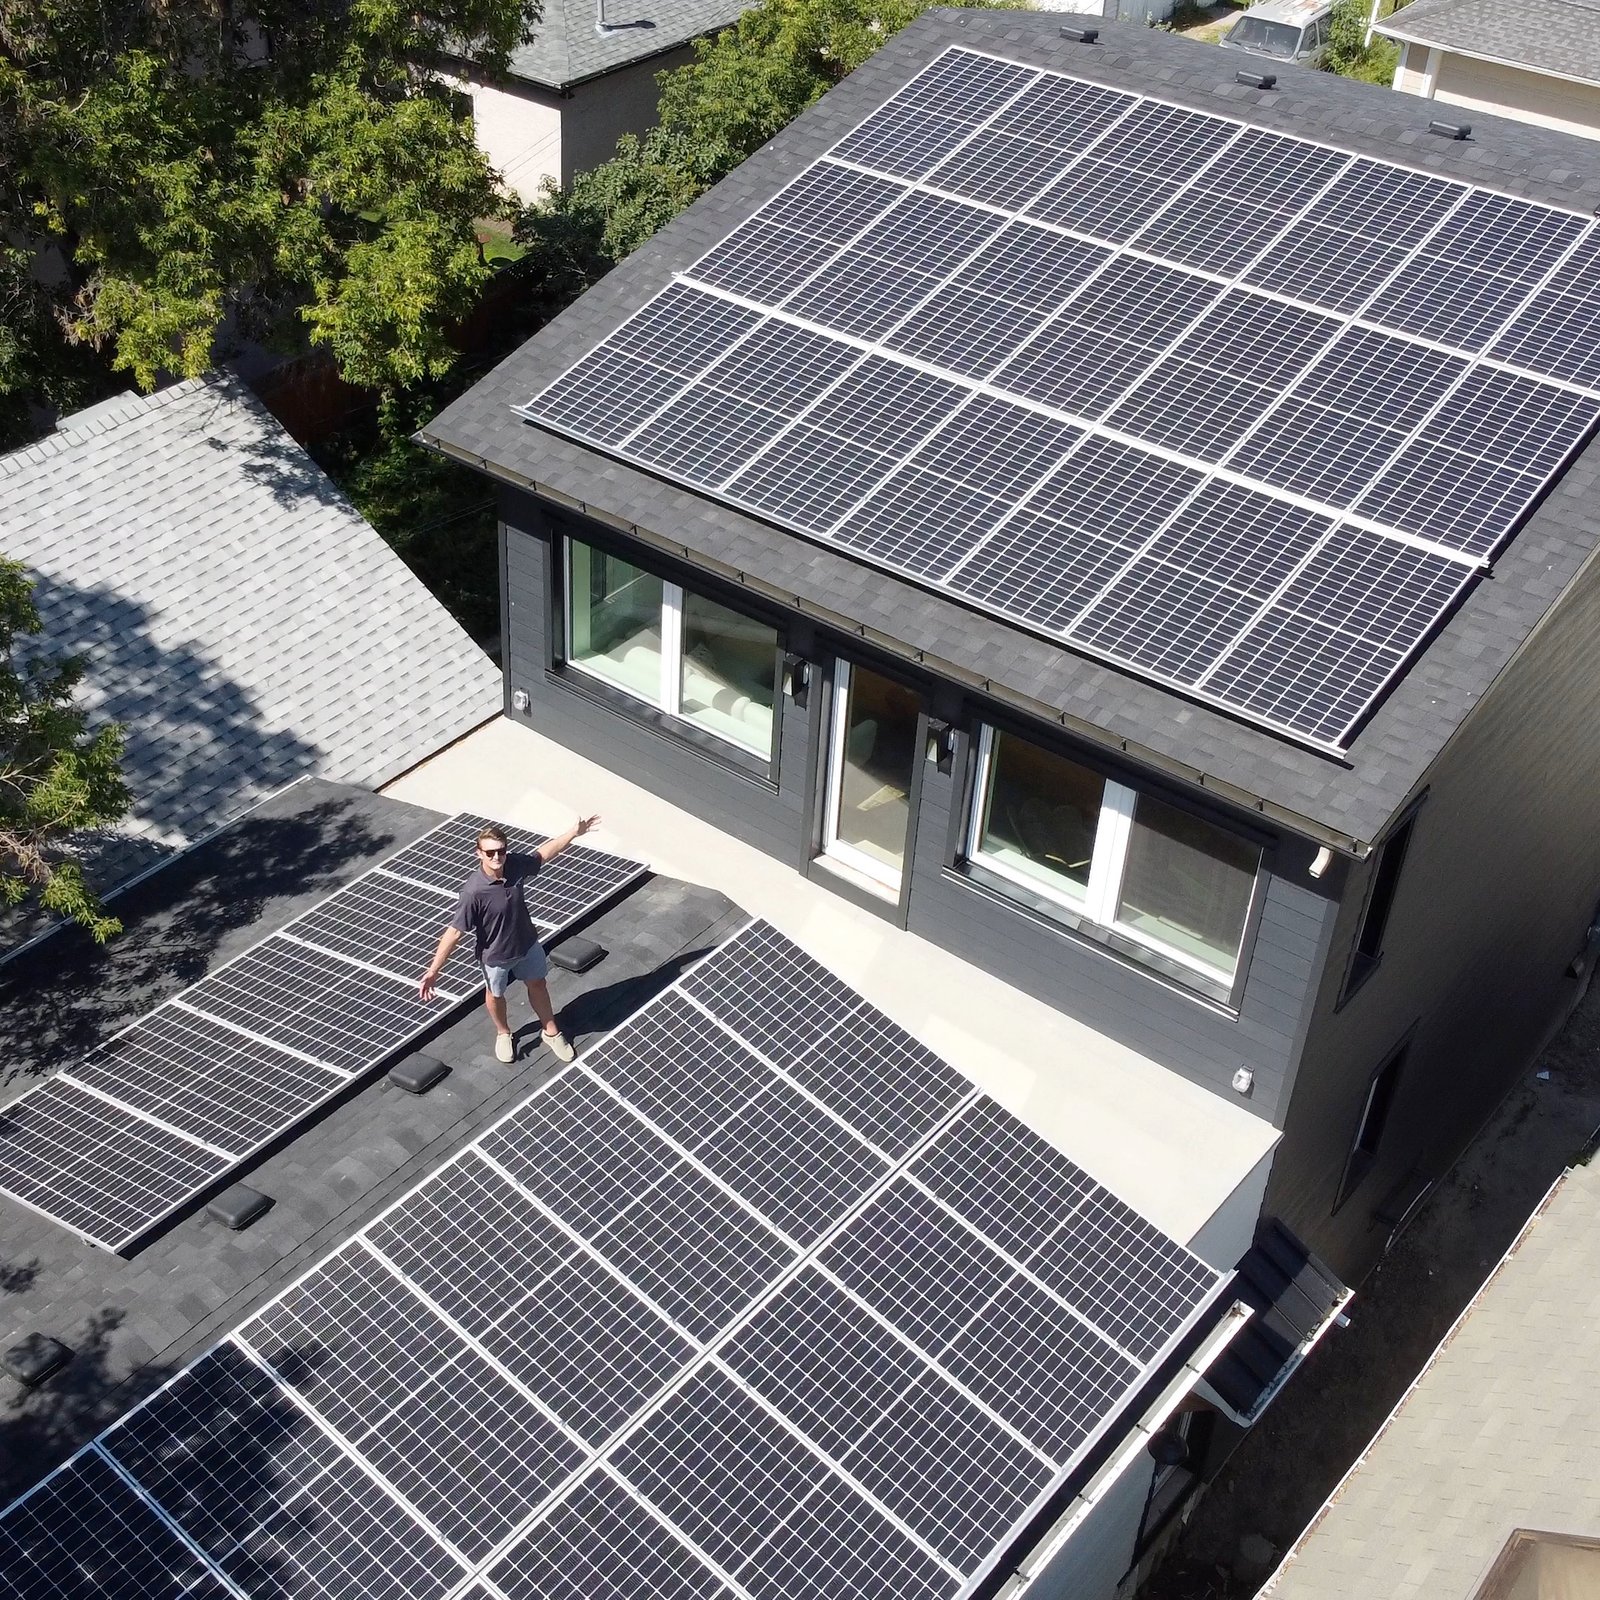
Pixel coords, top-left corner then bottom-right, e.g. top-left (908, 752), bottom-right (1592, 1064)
top-left (443, 0), bottom-right (749, 199)
top-left (1263, 1146), bottom-right (1600, 1599)
top-left (419, 10), bottom-right (1600, 1590)
top-left (1376, 0), bottom-right (1600, 141)
top-left (0, 375), bottom-right (502, 930)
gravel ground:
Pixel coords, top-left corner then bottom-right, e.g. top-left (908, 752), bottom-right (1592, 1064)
top-left (1142, 970), bottom-right (1600, 1598)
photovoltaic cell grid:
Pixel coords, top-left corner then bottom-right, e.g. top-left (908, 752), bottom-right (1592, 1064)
top-left (0, 918), bottom-right (1228, 1600)
top-left (520, 45), bottom-right (1600, 750)
top-left (0, 813), bottom-right (646, 1253)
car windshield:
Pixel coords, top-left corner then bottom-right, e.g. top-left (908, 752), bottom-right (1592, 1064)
top-left (1224, 16), bottom-right (1303, 55)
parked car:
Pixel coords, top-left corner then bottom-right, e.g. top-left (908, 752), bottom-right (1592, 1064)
top-left (1218, 0), bottom-right (1335, 64)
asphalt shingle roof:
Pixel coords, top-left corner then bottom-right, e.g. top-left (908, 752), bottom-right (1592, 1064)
top-left (1377, 0), bottom-right (1600, 87)
top-left (1, 375), bottom-right (502, 905)
top-left (503, 0), bottom-right (748, 88)
top-left (422, 9), bottom-right (1600, 852)
top-left (1266, 1155), bottom-right (1600, 1598)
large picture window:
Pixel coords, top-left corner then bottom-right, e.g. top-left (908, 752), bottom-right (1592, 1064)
top-left (564, 538), bottom-right (778, 760)
top-left (967, 725), bottom-right (1262, 989)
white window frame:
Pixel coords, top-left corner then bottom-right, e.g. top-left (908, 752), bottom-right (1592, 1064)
top-left (966, 723), bottom-right (1259, 985)
top-left (821, 660), bottom-right (909, 892)
top-left (562, 537), bottom-right (774, 760)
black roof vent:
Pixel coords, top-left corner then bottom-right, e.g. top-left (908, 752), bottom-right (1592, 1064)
top-left (1429, 118), bottom-right (1472, 139)
top-left (1235, 68), bottom-right (1278, 88)
top-left (1060, 24), bottom-right (1099, 42)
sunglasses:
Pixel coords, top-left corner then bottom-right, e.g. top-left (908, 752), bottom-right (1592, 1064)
top-left (479, 846), bottom-right (507, 858)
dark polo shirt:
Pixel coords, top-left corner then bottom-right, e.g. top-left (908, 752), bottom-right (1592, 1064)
top-left (450, 853), bottom-right (542, 964)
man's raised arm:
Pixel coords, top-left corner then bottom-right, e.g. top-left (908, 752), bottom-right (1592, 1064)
top-left (536, 815), bottom-right (601, 865)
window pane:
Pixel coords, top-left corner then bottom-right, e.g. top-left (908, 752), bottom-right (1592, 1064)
top-left (831, 666), bottom-right (921, 884)
top-left (1115, 796), bottom-right (1260, 977)
top-left (567, 542), bottom-right (664, 702)
top-left (974, 731), bottom-right (1104, 905)
top-left (679, 590), bottom-right (778, 755)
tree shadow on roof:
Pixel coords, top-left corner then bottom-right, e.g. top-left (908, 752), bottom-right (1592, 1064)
top-left (0, 791), bottom-right (418, 1092)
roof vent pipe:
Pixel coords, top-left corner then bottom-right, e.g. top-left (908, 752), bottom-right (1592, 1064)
top-left (1060, 24), bottom-right (1099, 41)
top-left (596, 0), bottom-right (621, 33)
top-left (1428, 118), bottom-right (1472, 139)
top-left (1235, 68), bottom-right (1277, 88)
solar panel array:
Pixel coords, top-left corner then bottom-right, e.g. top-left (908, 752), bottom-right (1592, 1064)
top-left (521, 45), bottom-right (1600, 749)
top-left (0, 920), bottom-right (1227, 1600)
top-left (0, 814), bottom-right (646, 1254)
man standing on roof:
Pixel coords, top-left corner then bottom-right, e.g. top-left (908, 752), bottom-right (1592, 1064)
top-left (418, 818), bottom-right (599, 1064)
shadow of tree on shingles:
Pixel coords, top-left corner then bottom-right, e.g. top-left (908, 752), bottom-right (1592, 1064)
top-left (0, 798), bottom-right (404, 1090)
top-left (204, 407), bottom-right (349, 513)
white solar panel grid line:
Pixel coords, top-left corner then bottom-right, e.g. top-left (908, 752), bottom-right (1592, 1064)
top-left (49, 1071), bottom-right (235, 1161)
top-left (229, 1245), bottom-right (589, 1565)
top-left (522, 47), bottom-right (1600, 746)
top-left (83, 1442), bottom-right (252, 1600)
top-left (165, 995), bottom-right (354, 1075)
top-left (213, 1332), bottom-right (484, 1579)
top-left (477, 1461), bottom-right (746, 1600)
top-left (63, 1007), bottom-right (349, 1158)
top-left (277, 927), bottom-right (476, 1004)
top-left (666, 984), bottom-right (940, 1166)
top-left (696, 1355), bottom-right (966, 1579)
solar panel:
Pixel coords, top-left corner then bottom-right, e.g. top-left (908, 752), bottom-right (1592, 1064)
top-left (0, 1078), bottom-right (230, 1246)
top-left (1, 919), bottom-right (1228, 1600)
top-left (520, 45), bottom-right (1600, 751)
top-left (66, 1008), bottom-right (345, 1156)
top-left (0, 812), bottom-right (647, 1251)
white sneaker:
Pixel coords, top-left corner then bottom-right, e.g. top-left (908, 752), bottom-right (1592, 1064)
top-left (544, 1030), bottom-right (576, 1063)
top-left (493, 1032), bottom-right (515, 1063)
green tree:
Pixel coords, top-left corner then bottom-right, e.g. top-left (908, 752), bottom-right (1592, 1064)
top-left (523, 0), bottom-right (992, 265)
top-left (0, 0), bottom-right (538, 448)
top-left (0, 559), bottom-right (129, 941)
top-left (1322, 0), bottom-right (1399, 84)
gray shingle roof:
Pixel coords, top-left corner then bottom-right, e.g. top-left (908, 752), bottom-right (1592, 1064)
top-left (421, 9), bottom-right (1600, 852)
top-left (1377, 0), bottom-right (1600, 87)
top-left (503, 0), bottom-right (749, 88)
top-left (1, 375), bottom-right (502, 897)
top-left (1265, 1157), bottom-right (1600, 1599)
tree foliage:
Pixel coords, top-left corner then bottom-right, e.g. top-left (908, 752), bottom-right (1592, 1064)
top-left (523, 0), bottom-right (992, 265)
top-left (0, 0), bottom-right (538, 448)
top-left (1322, 0), bottom-right (1398, 83)
top-left (0, 559), bottom-right (129, 941)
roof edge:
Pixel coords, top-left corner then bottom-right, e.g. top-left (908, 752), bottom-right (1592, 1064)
top-left (1374, 19), bottom-right (1600, 88)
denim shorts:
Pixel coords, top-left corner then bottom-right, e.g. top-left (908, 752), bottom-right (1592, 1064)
top-left (482, 943), bottom-right (549, 996)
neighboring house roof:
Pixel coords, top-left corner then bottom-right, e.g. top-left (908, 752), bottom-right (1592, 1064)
top-left (421, 10), bottom-right (1600, 853)
top-left (1263, 1153), bottom-right (1600, 1599)
top-left (1376, 0), bottom-right (1600, 87)
top-left (487, 0), bottom-right (748, 90)
top-left (0, 374), bottom-right (502, 909)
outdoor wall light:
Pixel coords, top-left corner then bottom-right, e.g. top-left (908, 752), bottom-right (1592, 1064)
top-left (1309, 845), bottom-right (1333, 879)
top-left (1232, 1066), bottom-right (1255, 1096)
top-left (781, 653), bottom-right (811, 709)
top-left (925, 720), bottom-right (958, 774)
top-left (511, 688), bottom-right (531, 713)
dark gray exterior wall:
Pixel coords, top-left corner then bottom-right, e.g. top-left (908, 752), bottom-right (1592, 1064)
top-left (501, 488), bottom-right (1341, 1123)
top-left (1266, 531), bottom-right (1600, 1282)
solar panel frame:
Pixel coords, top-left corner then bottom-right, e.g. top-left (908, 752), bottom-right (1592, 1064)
top-left (520, 44), bottom-right (1600, 753)
top-left (1, 919), bottom-right (1233, 1600)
